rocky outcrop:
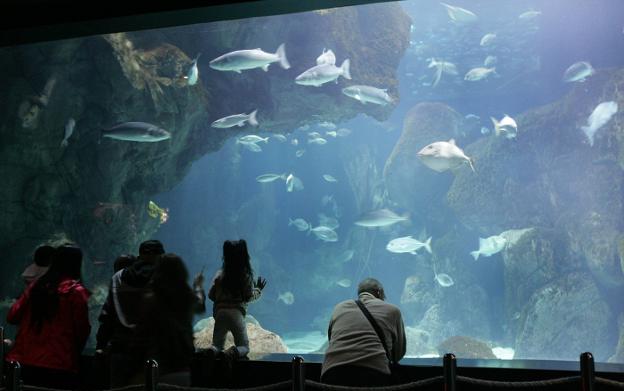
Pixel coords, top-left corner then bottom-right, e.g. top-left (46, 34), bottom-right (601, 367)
top-left (437, 336), bottom-right (496, 359)
top-left (609, 313), bottom-right (624, 363)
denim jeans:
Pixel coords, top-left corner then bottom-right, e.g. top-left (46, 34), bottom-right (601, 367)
top-left (212, 308), bottom-right (250, 357)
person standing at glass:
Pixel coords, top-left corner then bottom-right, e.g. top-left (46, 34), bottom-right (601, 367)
top-left (208, 239), bottom-right (266, 359)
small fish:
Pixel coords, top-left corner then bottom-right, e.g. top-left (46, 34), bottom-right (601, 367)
top-left (295, 149), bottom-right (305, 158)
top-left (470, 235), bottom-right (507, 260)
top-left (428, 58), bottom-right (458, 87)
top-left (563, 61), bottom-right (595, 83)
top-left (309, 225), bottom-right (338, 242)
top-left (211, 110), bottom-right (258, 128)
top-left (480, 127), bottom-right (490, 135)
top-left (465, 114), bottom-right (480, 120)
top-left (336, 279), bottom-right (352, 288)
top-left (318, 122), bottom-right (337, 130)
top-left (434, 272), bottom-right (454, 287)
top-left (581, 101), bottom-right (618, 146)
top-left (440, 2), bottom-right (478, 24)
top-left (318, 213), bottom-right (339, 230)
top-left (61, 117), bottom-right (75, 147)
top-left (239, 141), bottom-right (262, 152)
top-left (308, 137), bottom-right (327, 145)
top-left (342, 85), bottom-right (393, 105)
top-left (338, 249), bottom-right (355, 263)
top-left (386, 236), bottom-right (432, 254)
top-left (308, 131), bottom-right (322, 138)
top-left (295, 60), bottom-right (351, 87)
top-left (272, 134), bottom-right (287, 142)
top-left (291, 138), bottom-right (299, 146)
top-left (209, 44), bottom-right (290, 73)
top-left (102, 122), bottom-right (171, 142)
top-left (323, 174), bottom-right (338, 182)
top-left (185, 53), bottom-right (201, 85)
top-left (316, 48), bottom-right (336, 66)
top-left (491, 115), bottom-right (518, 139)
top-left (418, 139), bottom-right (475, 172)
top-left (277, 291), bottom-right (295, 305)
top-left (518, 10), bottom-right (542, 20)
top-left (289, 218), bottom-right (310, 231)
top-left (326, 131), bottom-right (337, 137)
top-left (480, 33), bottom-right (497, 46)
top-left (355, 209), bottom-right (409, 228)
top-left (484, 55), bottom-right (497, 67)
top-left (285, 173), bottom-right (304, 192)
top-left (256, 173), bottom-right (286, 183)
top-left (464, 67), bottom-right (496, 81)
top-left (239, 135), bottom-right (268, 144)
top-left (336, 128), bottom-right (351, 137)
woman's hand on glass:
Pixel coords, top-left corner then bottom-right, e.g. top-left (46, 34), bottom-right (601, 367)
top-left (255, 276), bottom-right (267, 290)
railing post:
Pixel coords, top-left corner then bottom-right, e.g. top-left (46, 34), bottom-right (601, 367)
top-left (443, 353), bottom-right (456, 391)
top-left (0, 327), bottom-right (4, 386)
top-left (292, 356), bottom-right (305, 391)
top-left (145, 359), bottom-right (158, 391)
top-left (6, 361), bottom-right (21, 391)
top-left (580, 352), bottom-right (595, 391)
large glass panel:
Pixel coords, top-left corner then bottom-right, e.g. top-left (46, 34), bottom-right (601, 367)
top-left (1, 0), bottom-right (623, 367)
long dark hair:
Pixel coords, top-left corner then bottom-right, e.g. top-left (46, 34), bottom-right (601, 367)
top-left (30, 243), bottom-right (83, 331)
top-left (150, 253), bottom-right (193, 314)
top-left (221, 240), bottom-right (254, 300)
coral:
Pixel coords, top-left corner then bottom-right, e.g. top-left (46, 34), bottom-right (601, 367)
top-left (437, 336), bottom-right (496, 359)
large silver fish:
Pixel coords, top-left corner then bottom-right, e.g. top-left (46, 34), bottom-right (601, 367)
top-left (316, 49), bottom-right (336, 66)
top-left (211, 110), bottom-right (258, 128)
top-left (102, 122), bottom-right (171, 142)
top-left (440, 2), bottom-right (478, 24)
top-left (355, 209), bottom-right (409, 227)
top-left (185, 53), bottom-right (201, 85)
top-left (418, 139), bottom-right (475, 172)
top-left (562, 61), bottom-right (594, 82)
top-left (209, 44), bottom-right (290, 73)
top-left (342, 85), bottom-right (393, 105)
top-left (581, 101), bottom-right (618, 146)
top-left (295, 60), bottom-right (351, 87)
top-left (309, 225), bottom-right (338, 242)
top-left (470, 235), bottom-right (507, 260)
top-left (386, 236), bottom-right (432, 254)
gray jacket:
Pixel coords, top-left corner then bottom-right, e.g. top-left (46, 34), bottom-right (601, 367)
top-left (322, 292), bottom-right (406, 376)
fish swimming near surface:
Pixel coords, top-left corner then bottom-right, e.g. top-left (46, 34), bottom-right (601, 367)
top-left (289, 218), bottom-right (310, 231)
top-left (286, 173), bottom-right (304, 192)
top-left (355, 208), bottom-right (409, 228)
top-left (277, 291), bottom-right (295, 305)
top-left (209, 44), bottom-right (290, 73)
top-left (464, 67), bottom-right (496, 81)
top-left (102, 122), bottom-right (171, 142)
top-left (336, 279), bottom-right (351, 288)
top-left (239, 134), bottom-right (268, 144)
top-left (211, 110), bottom-right (259, 128)
top-left (256, 173), bottom-right (286, 183)
top-left (295, 60), bottom-right (351, 87)
top-left (581, 101), bottom-right (618, 146)
top-left (342, 85), bottom-right (393, 105)
top-left (272, 134), bottom-right (287, 142)
top-left (316, 49), bottom-right (336, 66)
top-left (440, 2), bottom-right (478, 24)
top-left (470, 235), bottom-right (508, 260)
top-left (308, 137), bottom-right (327, 145)
top-left (386, 236), bottom-right (432, 254)
top-left (309, 225), bottom-right (338, 242)
top-left (61, 117), bottom-right (75, 147)
top-left (562, 61), bottom-right (594, 83)
top-left (418, 139), bottom-right (475, 172)
top-left (185, 53), bottom-right (201, 85)
top-left (491, 115), bottom-right (518, 139)
top-left (484, 55), bottom-right (497, 67)
top-left (428, 58), bottom-right (458, 87)
top-left (323, 174), bottom-right (338, 182)
top-left (480, 33), bottom-right (497, 46)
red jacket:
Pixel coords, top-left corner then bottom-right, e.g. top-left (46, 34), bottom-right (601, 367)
top-left (6, 278), bottom-right (91, 373)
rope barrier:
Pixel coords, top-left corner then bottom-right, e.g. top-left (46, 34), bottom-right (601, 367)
top-left (157, 380), bottom-right (293, 391)
top-left (596, 377), bottom-right (624, 390)
top-left (456, 375), bottom-right (580, 390)
top-left (304, 376), bottom-right (443, 391)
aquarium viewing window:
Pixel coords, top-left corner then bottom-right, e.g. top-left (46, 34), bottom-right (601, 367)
top-left (1, 0), bottom-right (624, 372)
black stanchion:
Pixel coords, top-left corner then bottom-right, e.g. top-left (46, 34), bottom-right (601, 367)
top-left (580, 352), bottom-right (595, 391)
top-left (0, 327), bottom-right (4, 386)
top-left (443, 353), bottom-right (456, 391)
top-left (292, 356), bottom-right (305, 391)
top-left (145, 359), bottom-right (159, 391)
top-left (6, 361), bottom-right (21, 391)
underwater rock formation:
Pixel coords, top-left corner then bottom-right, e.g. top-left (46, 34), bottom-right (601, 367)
top-left (437, 336), bottom-right (496, 359)
top-left (514, 272), bottom-right (613, 360)
top-left (609, 313), bottom-right (624, 363)
top-left (194, 317), bottom-right (288, 360)
top-left (405, 327), bottom-right (435, 357)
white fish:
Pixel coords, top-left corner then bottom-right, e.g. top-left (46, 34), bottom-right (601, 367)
top-left (239, 141), bottom-right (262, 152)
top-left (309, 226), bottom-right (338, 242)
top-left (185, 53), bottom-right (201, 85)
top-left (209, 44), bottom-right (290, 73)
top-left (277, 291), bottom-right (295, 305)
top-left (61, 117), bottom-right (75, 147)
top-left (272, 134), bottom-right (287, 142)
top-left (563, 61), bottom-right (595, 83)
top-left (386, 236), bottom-right (432, 254)
top-left (518, 10), bottom-right (542, 20)
top-left (318, 213), bottom-right (339, 230)
top-left (440, 2), bottom-right (478, 24)
top-left (336, 128), bottom-right (351, 137)
top-left (464, 67), bottom-right (496, 81)
top-left (338, 249), bottom-right (355, 263)
top-left (239, 134), bottom-right (268, 144)
top-left (323, 174), bottom-right (338, 182)
top-left (318, 122), bottom-right (337, 130)
top-left (428, 58), bottom-right (458, 87)
top-left (434, 272), bottom-right (454, 287)
top-left (581, 101), bottom-right (618, 146)
top-left (295, 149), bottom-right (305, 158)
top-left (256, 173), bottom-right (286, 183)
top-left (316, 48), bottom-right (336, 66)
top-left (289, 218), bottom-right (310, 231)
top-left (484, 55), bottom-right (497, 67)
top-left (336, 279), bottom-right (351, 288)
top-left (465, 114), bottom-right (480, 120)
top-left (308, 131), bottom-right (322, 138)
top-left (308, 137), bottom-right (327, 145)
top-left (418, 139), bottom-right (475, 172)
top-left (470, 235), bottom-right (508, 260)
top-left (480, 33), bottom-right (497, 46)
top-left (342, 85), bottom-right (393, 105)
top-left (102, 122), bottom-right (171, 142)
top-left (295, 60), bottom-right (351, 87)
top-left (291, 138), bottom-right (299, 146)
top-left (285, 173), bottom-right (304, 192)
top-left (211, 110), bottom-right (258, 128)
top-left (491, 115), bottom-right (518, 139)
top-left (355, 209), bottom-right (409, 228)
top-left (326, 131), bottom-right (337, 137)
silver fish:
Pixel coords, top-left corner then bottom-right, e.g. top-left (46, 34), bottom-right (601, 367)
top-left (464, 67), bottom-right (496, 81)
top-left (326, 131), bottom-right (337, 137)
top-left (440, 2), bottom-right (478, 24)
top-left (480, 33), bottom-right (497, 47)
top-left (308, 137), bottom-right (327, 145)
top-left (435, 273), bottom-right (454, 287)
top-left (286, 174), bottom-right (304, 192)
top-left (295, 60), bottom-right (351, 87)
top-left (309, 226), bottom-right (338, 242)
top-left (272, 134), bottom-right (287, 142)
top-left (581, 101), bottom-right (618, 146)
top-left (211, 110), bottom-right (258, 128)
top-left (61, 117), bottom-right (75, 147)
top-left (418, 139), bottom-right (475, 172)
top-left (316, 49), bottom-right (336, 66)
top-left (278, 291), bottom-right (295, 305)
top-left (355, 209), bottom-right (409, 228)
top-left (256, 173), bottom-right (286, 183)
top-left (209, 44), bottom-right (290, 73)
top-left (563, 61), bottom-right (594, 83)
top-left (342, 85), bottom-right (393, 105)
top-left (289, 218), bottom-right (310, 231)
top-left (519, 10), bottom-right (542, 20)
top-left (318, 213), bottom-right (339, 230)
top-left (336, 278), bottom-right (352, 288)
top-left (239, 141), bottom-right (262, 152)
top-left (336, 128), bottom-right (351, 137)
top-left (428, 58), bottom-right (458, 87)
top-left (491, 115), bottom-right (518, 139)
top-left (102, 122), bottom-right (171, 142)
top-left (185, 53), bottom-right (201, 85)
top-left (239, 134), bottom-right (268, 144)
top-left (295, 149), bottom-right (305, 158)
top-left (470, 235), bottom-right (507, 260)
top-left (386, 236), bottom-right (432, 254)
top-left (323, 174), bottom-right (338, 182)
